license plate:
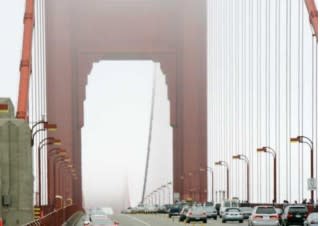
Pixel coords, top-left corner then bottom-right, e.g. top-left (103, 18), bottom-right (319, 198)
top-left (263, 216), bottom-right (270, 220)
top-left (196, 217), bottom-right (200, 220)
top-left (296, 215), bottom-right (301, 218)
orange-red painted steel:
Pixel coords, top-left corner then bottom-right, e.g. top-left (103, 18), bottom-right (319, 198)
top-left (16, 0), bottom-right (34, 119)
top-left (305, 0), bottom-right (318, 40)
top-left (45, 0), bottom-right (208, 204)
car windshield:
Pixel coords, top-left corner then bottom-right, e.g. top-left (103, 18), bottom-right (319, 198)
top-left (289, 206), bottom-right (308, 213)
top-left (241, 207), bottom-right (252, 211)
top-left (227, 208), bottom-right (240, 212)
top-left (256, 207), bottom-right (276, 214)
top-left (224, 201), bottom-right (231, 207)
top-left (205, 206), bottom-right (215, 211)
top-left (92, 220), bottom-right (112, 225)
top-left (191, 206), bottom-right (204, 212)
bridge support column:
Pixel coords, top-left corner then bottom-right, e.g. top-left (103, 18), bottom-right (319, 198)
top-left (0, 98), bottom-right (33, 225)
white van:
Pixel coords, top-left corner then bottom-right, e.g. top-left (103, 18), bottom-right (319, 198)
top-left (219, 198), bottom-right (240, 217)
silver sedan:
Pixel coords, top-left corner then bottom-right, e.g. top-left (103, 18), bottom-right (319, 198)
top-left (222, 207), bottom-right (244, 223)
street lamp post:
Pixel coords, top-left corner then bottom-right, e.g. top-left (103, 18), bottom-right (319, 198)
top-left (257, 146), bottom-right (277, 203)
top-left (161, 185), bottom-right (166, 205)
top-left (37, 137), bottom-right (61, 206)
top-left (167, 182), bottom-right (172, 204)
top-left (233, 154), bottom-right (250, 202)
top-left (215, 161), bottom-right (229, 199)
top-left (31, 122), bottom-right (57, 146)
top-left (290, 136), bottom-right (315, 201)
top-left (47, 148), bottom-right (66, 209)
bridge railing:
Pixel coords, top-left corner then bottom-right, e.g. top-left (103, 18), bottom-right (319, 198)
top-left (23, 205), bottom-right (83, 226)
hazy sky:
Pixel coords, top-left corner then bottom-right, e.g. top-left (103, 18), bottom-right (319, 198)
top-left (82, 61), bottom-right (172, 210)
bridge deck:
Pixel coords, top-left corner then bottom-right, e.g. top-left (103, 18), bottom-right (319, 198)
top-left (77, 214), bottom-right (247, 226)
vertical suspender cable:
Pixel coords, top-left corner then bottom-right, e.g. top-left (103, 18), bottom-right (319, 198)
top-left (265, 0), bottom-right (269, 203)
top-left (275, 0), bottom-right (279, 202)
top-left (298, 0), bottom-right (302, 203)
top-left (276, 0), bottom-right (281, 201)
top-left (141, 66), bottom-right (157, 204)
top-left (257, 0), bottom-right (261, 202)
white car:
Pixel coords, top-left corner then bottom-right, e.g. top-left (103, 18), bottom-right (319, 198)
top-left (185, 206), bottom-right (207, 224)
top-left (145, 204), bottom-right (159, 213)
top-left (248, 206), bottom-right (280, 226)
top-left (222, 207), bottom-right (243, 223)
top-left (304, 212), bottom-right (318, 226)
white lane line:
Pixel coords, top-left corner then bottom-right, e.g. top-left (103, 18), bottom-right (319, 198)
top-left (122, 214), bottom-right (152, 226)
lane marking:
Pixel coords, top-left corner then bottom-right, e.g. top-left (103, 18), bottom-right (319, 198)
top-left (123, 214), bottom-right (152, 226)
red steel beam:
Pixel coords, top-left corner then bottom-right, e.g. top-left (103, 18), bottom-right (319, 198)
top-left (305, 0), bottom-right (318, 40)
top-left (16, 0), bottom-right (34, 119)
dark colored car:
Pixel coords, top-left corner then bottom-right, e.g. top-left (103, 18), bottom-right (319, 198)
top-left (281, 205), bottom-right (308, 226)
top-left (240, 207), bottom-right (253, 219)
top-left (168, 204), bottom-right (182, 218)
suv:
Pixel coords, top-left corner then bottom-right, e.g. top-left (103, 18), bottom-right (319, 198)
top-left (281, 205), bottom-right (308, 226)
top-left (249, 206), bottom-right (280, 226)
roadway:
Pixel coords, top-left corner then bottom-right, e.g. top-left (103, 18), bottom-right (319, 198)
top-left (77, 214), bottom-right (247, 226)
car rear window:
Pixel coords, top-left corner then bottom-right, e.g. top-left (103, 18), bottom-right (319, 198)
top-left (227, 208), bottom-right (240, 212)
top-left (256, 207), bottom-right (276, 214)
top-left (289, 207), bottom-right (308, 213)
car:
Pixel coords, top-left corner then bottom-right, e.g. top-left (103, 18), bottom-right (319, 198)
top-left (185, 205), bottom-right (207, 224)
top-left (145, 204), bottom-right (159, 213)
top-left (121, 207), bottom-right (132, 214)
top-left (304, 212), bottom-right (318, 226)
top-left (90, 215), bottom-right (113, 226)
top-left (240, 206), bottom-right (253, 219)
top-left (168, 204), bottom-right (182, 218)
top-left (249, 206), bottom-right (280, 226)
top-left (157, 205), bottom-right (168, 213)
top-left (136, 204), bottom-right (146, 213)
top-left (281, 205), bottom-right (309, 226)
top-left (204, 205), bottom-right (218, 220)
top-left (179, 206), bottom-right (190, 222)
top-left (219, 198), bottom-right (240, 217)
top-left (222, 207), bottom-right (243, 223)
top-left (83, 220), bottom-right (91, 226)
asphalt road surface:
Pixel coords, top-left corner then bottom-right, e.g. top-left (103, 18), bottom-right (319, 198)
top-left (110, 214), bottom-right (247, 226)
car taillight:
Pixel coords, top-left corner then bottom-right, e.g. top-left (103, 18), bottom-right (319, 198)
top-left (253, 215), bottom-right (263, 220)
top-left (270, 215), bottom-right (279, 220)
top-left (310, 220), bottom-right (318, 224)
top-left (203, 212), bottom-right (206, 216)
top-left (188, 212), bottom-right (192, 216)
top-left (288, 214), bottom-right (293, 218)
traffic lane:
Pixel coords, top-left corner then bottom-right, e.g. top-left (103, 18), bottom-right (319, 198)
top-left (112, 214), bottom-right (247, 226)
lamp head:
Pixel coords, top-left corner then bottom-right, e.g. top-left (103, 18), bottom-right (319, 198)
top-left (53, 138), bottom-right (62, 145)
top-left (232, 155), bottom-right (240, 159)
top-left (257, 147), bottom-right (266, 152)
top-left (290, 136), bottom-right (302, 143)
top-left (44, 123), bottom-right (57, 131)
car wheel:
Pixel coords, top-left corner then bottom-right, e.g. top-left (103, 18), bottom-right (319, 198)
top-left (222, 220), bottom-right (226, 223)
top-left (239, 220), bottom-right (243, 223)
top-left (203, 219), bottom-right (207, 223)
top-left (214, 217), bottom-right (217, 220)
top-left (168, 214), bottom-right (172, 218)
top-left (186, 219), bottom-right (191, 224)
